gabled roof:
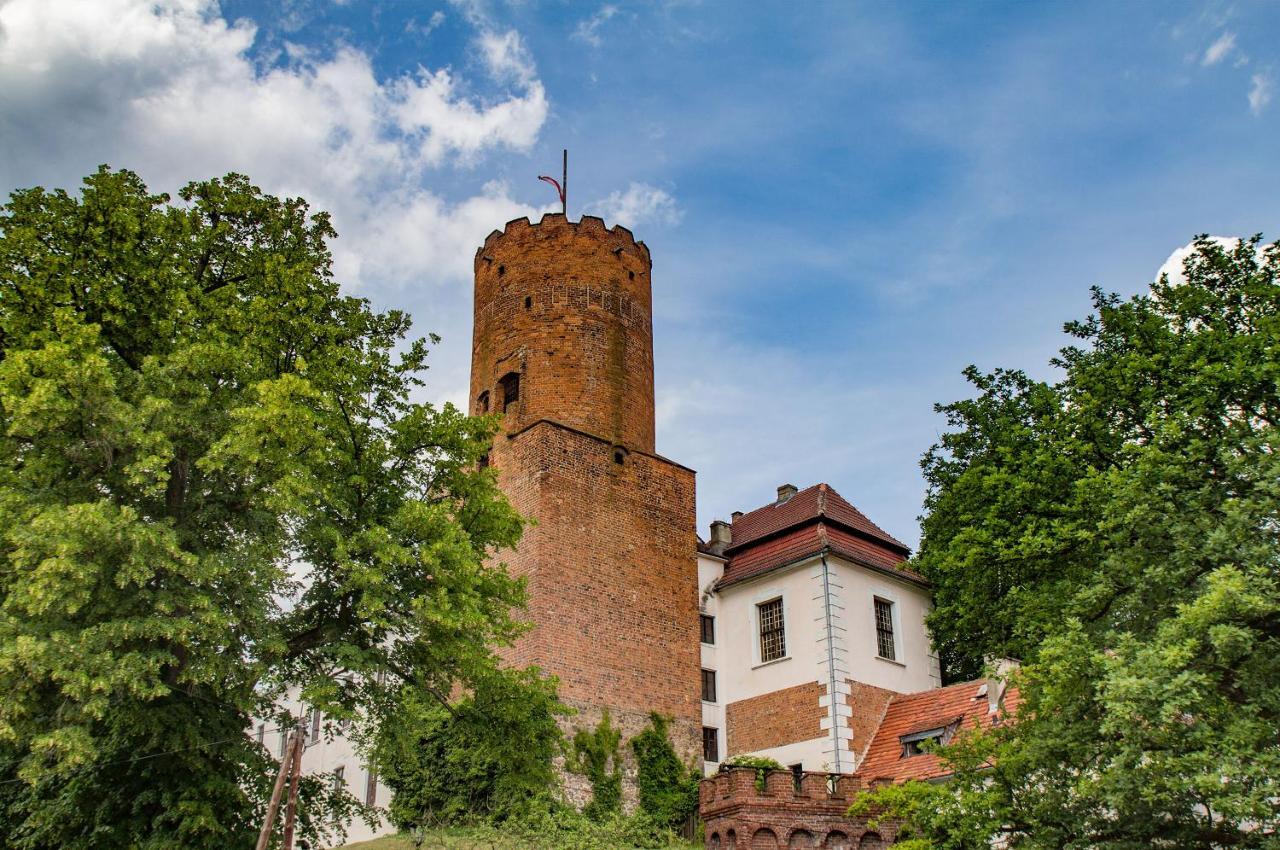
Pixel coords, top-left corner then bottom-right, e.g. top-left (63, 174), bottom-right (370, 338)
top-left (716, 483), bottom-right (922, 589)
top-left (728, 483), bottom-right (909, 555)
top-left (854, 680), bottom-right (1020, 784)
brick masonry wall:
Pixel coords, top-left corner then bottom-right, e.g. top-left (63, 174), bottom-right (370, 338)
top-left (700, 767), bottom-right (899, 849)
top-left (726, 682), bottom-right (825, 755)
top-left (489, 420), bottom-right (701, 776)
top-left (471, 214), bottom-right (657, 453)
top-left (846, 680), bottom-right (897, 768)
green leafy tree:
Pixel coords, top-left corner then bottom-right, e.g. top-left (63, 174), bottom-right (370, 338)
top-left (0, 167), bottom-right (526, 848)
top-left (372, 664), bottom-right (566, 829)
top-left (877, 236), bottom-right (1280, 847)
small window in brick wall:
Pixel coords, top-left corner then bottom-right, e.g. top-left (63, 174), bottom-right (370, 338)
top-left (702, 727), bottom-right (719, 762)
top-left (701, 669), bottom-right (717, 703)
top-left (477, 391), bottom-right (489, 414)
top-left (499, 372), bottom-right (520, 412)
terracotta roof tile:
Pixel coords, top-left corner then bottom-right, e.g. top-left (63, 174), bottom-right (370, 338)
top-left (728, 483), bottom-right (909, 554)
top-left (854, 680), bottom-right (1020, 784)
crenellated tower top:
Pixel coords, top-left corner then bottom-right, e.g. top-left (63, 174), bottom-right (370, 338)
top-left (469, 212), bottom-right (657, 453)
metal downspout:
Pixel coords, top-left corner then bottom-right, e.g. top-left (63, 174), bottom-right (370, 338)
top-left (820, 551), bottom-right (842, 773)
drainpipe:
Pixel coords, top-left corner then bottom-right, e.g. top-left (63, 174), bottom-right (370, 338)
top-left (819, 552), bottom-right (843, 773)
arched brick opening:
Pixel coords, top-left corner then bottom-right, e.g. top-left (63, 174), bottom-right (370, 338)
top-left (823, 831), bottom-right (851, 849)
top-left (727, 828), bottom-right (738, 848)
top-left (709, 832), bottom-right (721, 849)
top-left (858, 832), bottom-right (887, 849)
top-left (788, 828), bottom-right (816, 848)
top-left (752, 827), bottom-right (779, 849)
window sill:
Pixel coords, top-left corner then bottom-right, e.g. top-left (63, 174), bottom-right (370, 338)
top-left (875, 655), bottom-right (906, 668)
top-left (701, 699), bottom-right (718, 706)
top-left (752, 655), bottom-right (791, 670)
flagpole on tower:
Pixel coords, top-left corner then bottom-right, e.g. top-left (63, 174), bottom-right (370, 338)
top-left (538, 150), bottom-right (569, 216)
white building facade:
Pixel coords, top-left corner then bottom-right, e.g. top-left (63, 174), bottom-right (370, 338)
top-left (696, 483), bottom-right (940, 776)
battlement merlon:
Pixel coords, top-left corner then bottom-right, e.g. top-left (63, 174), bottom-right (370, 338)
top-left (474, 212), bottom-right (651, 270)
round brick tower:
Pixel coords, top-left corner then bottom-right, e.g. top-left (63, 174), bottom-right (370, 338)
top-left (469, 213), bottom-right (656, 452)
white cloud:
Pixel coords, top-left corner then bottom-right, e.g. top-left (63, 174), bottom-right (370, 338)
top-left (0, 0), bottom-right (550, 291)
top-left (572, 5), bottom-right (619, 48)
top-left (1155, 236), bottom-right (1239, 285)
top-left (588, 182), bottom-right (682, 228)
top-left (1201, 31), bottom-right (1236, 65)
top-left (1248, 71), bottom-right (1273, 115)
top-left (406, 10), bottom-right (447, 37)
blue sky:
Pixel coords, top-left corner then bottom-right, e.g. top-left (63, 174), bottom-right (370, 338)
top-left (1, 0), bottom-right (1277, 546)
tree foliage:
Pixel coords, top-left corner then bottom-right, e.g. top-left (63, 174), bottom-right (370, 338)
top-left (0, 167), bottom-right (526, 848)
top-left (891, 236), bottom-right (1280, 847)
top-left (373, 665), bottom-right (565, 829)
top-left (630, 713), bottom-right (699, 831)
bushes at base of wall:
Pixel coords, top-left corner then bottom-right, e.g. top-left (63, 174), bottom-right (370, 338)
top-left (631, 713), bottom-right (700, 831)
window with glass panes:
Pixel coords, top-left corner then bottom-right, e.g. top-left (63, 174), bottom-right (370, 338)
top-left (874, 598), bottom-right (896, 660)
top-left (701, 668), bottom-right (717, 702)
top-left (758, 598), bottom-right (786, 662)
top-left (700, 614), bottom-right (715, 644)
top-left (702, 727), bottom-right (719, 762)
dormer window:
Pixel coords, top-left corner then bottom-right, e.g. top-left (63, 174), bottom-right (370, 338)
top-left (899, 720), bottom-right (960, 758)
top-left (499, 372), bottom-right (520, 412)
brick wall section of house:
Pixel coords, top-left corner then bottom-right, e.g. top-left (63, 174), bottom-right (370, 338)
top-left (726, 682), bottom-right (825, 755)
top-left (700, 767), bottom-right (899, 849)
top-left (846, 680), bottom-right (897, 768)
top-left (472, 215), bottom-right (700, 802)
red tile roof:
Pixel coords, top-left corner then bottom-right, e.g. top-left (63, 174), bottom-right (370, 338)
top-left (728, 483), bottom-right (909, 554)
top-left (854, 680), bottom-right (1020, 784)
top-left (716, 483), bottom-right (923, 588)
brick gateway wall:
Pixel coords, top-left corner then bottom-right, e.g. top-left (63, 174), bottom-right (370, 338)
top-left (700, 767), bottom-right (898, 849)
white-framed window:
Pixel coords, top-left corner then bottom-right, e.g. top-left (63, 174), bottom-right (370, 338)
top-left (757, 597), bottom-right (787, 663)
top-left (873, 597), bottom-right (899, 661)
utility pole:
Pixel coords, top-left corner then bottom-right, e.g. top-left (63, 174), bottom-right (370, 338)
top-left (282, 722), bottom-right (306, 850)
top-left (256, 727), bottom-right (303, 850)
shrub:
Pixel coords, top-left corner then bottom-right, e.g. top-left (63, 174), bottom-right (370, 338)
top-left (631, 713), bottom-right (700, 831)
top-left (374, 665), bottom-right (565, 829)
top-left (721, 754), bottom-right (784, 791)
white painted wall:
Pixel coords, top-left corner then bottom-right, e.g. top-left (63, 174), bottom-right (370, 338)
top-left (252, 692), bottom-right (393, 846)
top-left (711, 550), bottom-right (938, 773)
top-left (699, 553), bottom-right (726, 773)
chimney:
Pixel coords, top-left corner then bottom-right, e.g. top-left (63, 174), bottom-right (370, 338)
top-left (708, 520), bottom-right (732, 555)
top-left (985, 657), bottom-right (1019, 715)
top-left (776, 483), bottom-right (798, 504)
top-left (731, 511), bottom-right (743, 521)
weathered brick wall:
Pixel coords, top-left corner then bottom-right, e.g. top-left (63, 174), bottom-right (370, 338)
top-left (700, 767), bottom-right (898, 849)
top-left (725, 682), bottom-right (824, 755)
top-left (846, 680), bottom-right (897, 768)
top-left (471, 214), bottom-right (656, 453)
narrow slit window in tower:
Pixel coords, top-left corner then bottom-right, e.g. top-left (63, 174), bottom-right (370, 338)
top-left (477, 391), bottom-right (489, 414)
top-left (525, 295), bottom-right (532, 309)
top-left (497, 264), bottom-right (505, 276)
top-left (499, 372), bottom-right (520, 412)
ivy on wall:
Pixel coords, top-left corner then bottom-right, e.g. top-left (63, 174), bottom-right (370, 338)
top-left (566, 711), bottom-right (623, 820)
